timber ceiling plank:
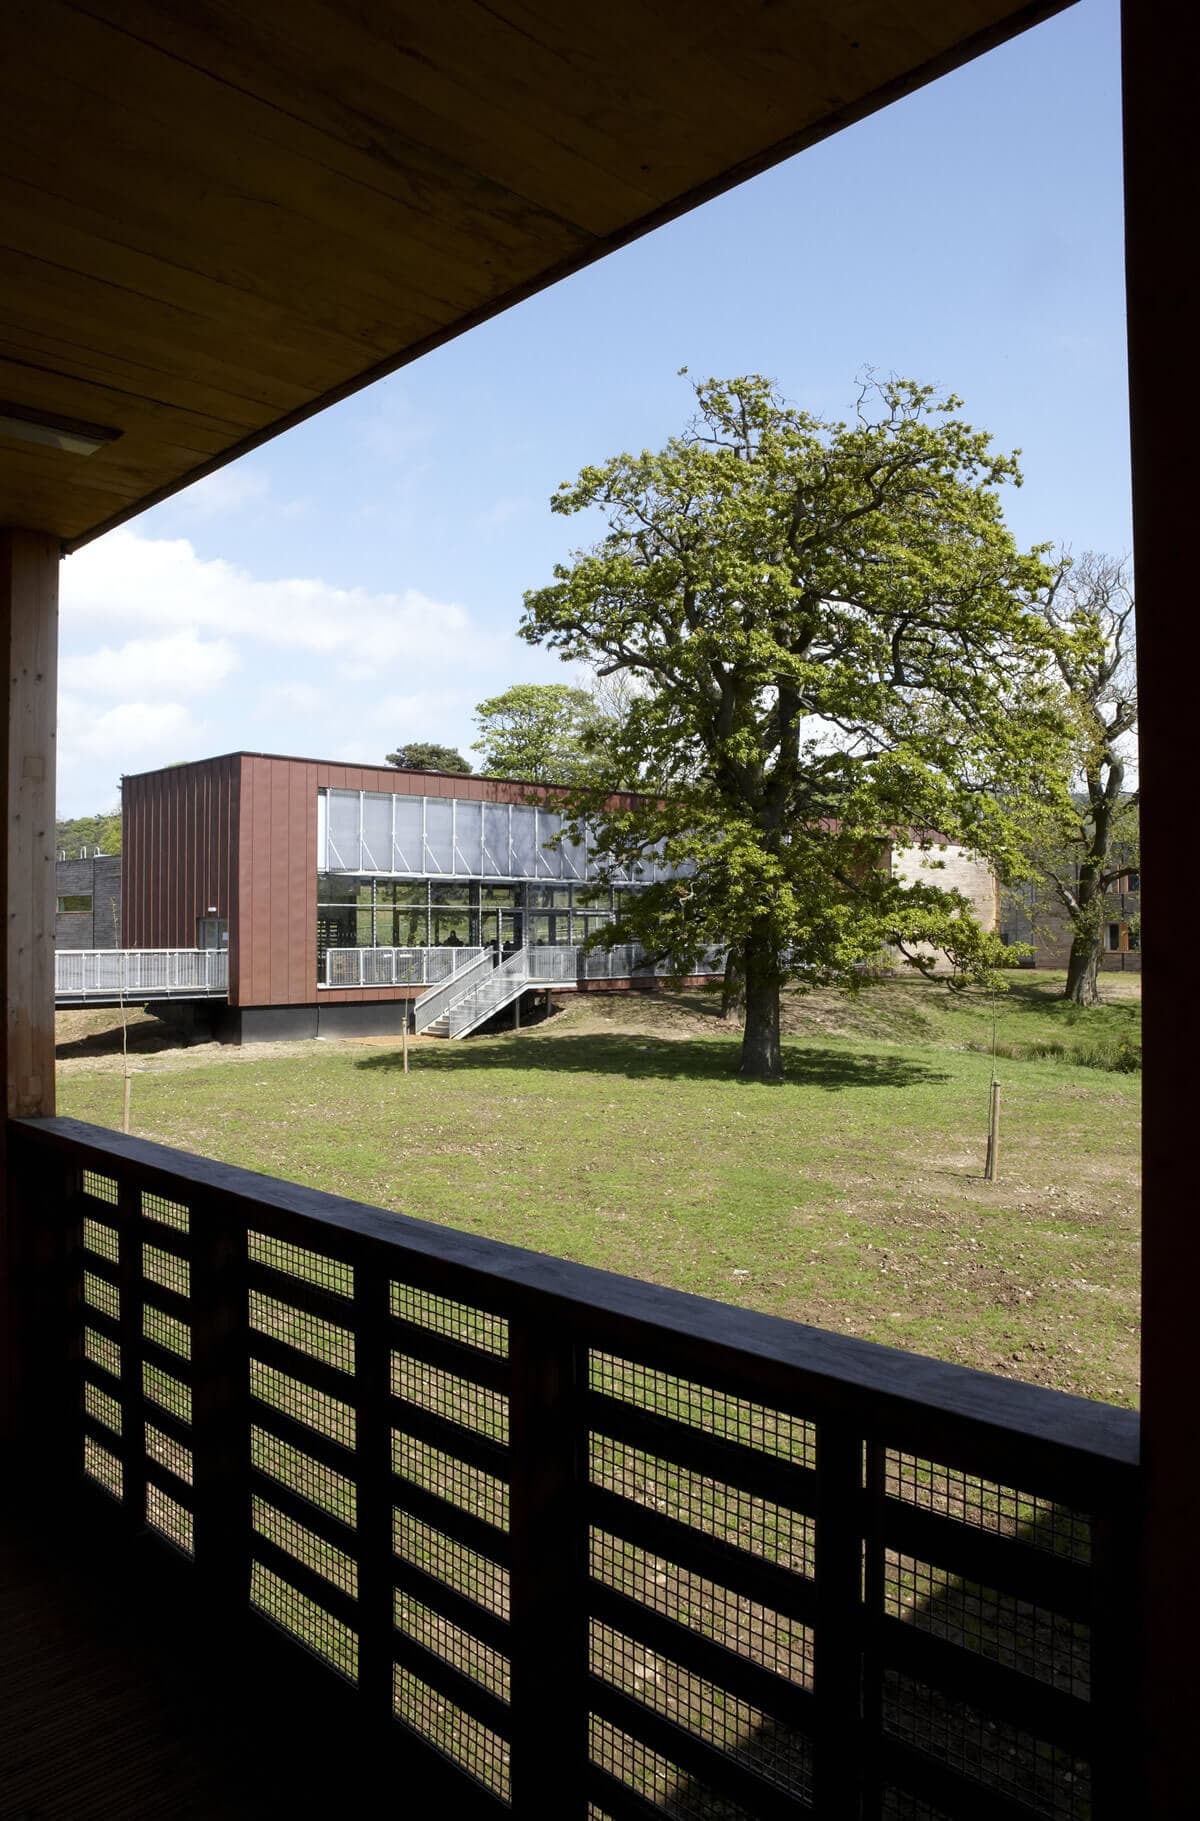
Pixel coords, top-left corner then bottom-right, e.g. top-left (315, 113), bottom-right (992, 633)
top-left (0, 0), bottom-right (1071, 546)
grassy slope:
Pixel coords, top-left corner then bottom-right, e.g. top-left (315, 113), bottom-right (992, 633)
top-left (56, 973), bottom-right (1140, 1406)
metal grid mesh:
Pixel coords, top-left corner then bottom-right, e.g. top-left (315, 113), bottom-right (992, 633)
top-left (392, 1354), bottom-right (509, 1445)
top-left (591, 1620), bottom-right (813, 1801)
top-left (884, 1552), bottom-right (1091, 1696)
top-left (142, 1189), bottom-right (189, 1231)
top-left (83, 1216), bottom-right (119, 1262)
top-left (249, 1290), bottom-right (354, 1374)
top-left (249, 1231), bottom-right (354, 1299)
top-left (143, 1244), bottom-right (190, 1299)
top-left (250, 1358), bottom-right (356, 1448)
top-left (591, 1531), bottom-right (813, 1687)
top-left (143, 1360), bottom-right (192, 1424)
top-left (393, 1432), bottom-right (510, 1532)
top-left (393, 1664), bottom-right (511, 1803)
top-left (591, 1436), bottom-right (813, 1575)
top-left (591, 1354), bottom-right (815, 1468)
top-left (84, 1380), bottom-right (122, 1435)
top-left (251, 1426), bottom-right (357, 1528)
top-left (393, 1511), bottom-right (510, 1620)
top-left (884, 1454), bottom-right (1092, 1563)
top-left (881, 1793), bottom-right (954, 1821)
top-left (82, 1169), bottom-right (118, 1205)
top-left (147, 1484), bottom-right (194, 1555)
top-left (145, 1423), bottom-right (193, 1486)
top-left (83, 1434), bottom-right (123, 1500)
top-left (83, 1270), bottom-right (119, 1324)
top-left (882, 1669), bottom-right (1091, 1821)
top-left (252, 1495), bottom-right (358, 1598)
top-left (84, 1326), bottom-right (120, 1381)
top-left (250, 1562), bottom-right (358, 1681)
top-left (589, 1715), bottom-right (756, 1819)
top-left (391, 1283), bottom-right (509, 1358)
top-left (394, 1589), bottom-right (511, 1702)
top-left (143, 1302), bottom-right (191, 1359)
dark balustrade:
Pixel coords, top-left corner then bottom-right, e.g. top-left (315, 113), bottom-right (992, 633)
top-left (6, 1115), bottom-right (1141, 1818)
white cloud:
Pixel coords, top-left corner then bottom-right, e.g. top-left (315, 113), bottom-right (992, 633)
top-left (60, 629), bottom-right (238, 698)
top-left (61, 530), bottom-right (477, 664)
top-left (58, 694), bottom-right (202, 764)
top-left (258, 680), bottom-right (325, 715)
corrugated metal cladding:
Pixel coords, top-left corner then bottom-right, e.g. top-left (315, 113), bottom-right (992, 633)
top-left (123, 752), bottom-right (606, 1010)
top-left (122, 753), bottom-right (239, 970)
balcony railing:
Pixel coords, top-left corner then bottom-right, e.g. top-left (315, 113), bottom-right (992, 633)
top-left (7, 1116), bottom-right (1141, 1818)
top-left (323, 946), bottom-right (487, 989)
top-left (54, 949), bottom-right (229, 1002)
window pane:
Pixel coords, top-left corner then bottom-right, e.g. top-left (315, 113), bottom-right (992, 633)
top-left (361, 793), bottom-right (393, 871)
top-left (431, 883), bottom-right (471, 905)
top-left (317, 874), bottom-right (368, 906)
top-left (480, 885), bottom-right (519, 906)
top-left (393, 798), bottom-right (422, 873)
top-left (432, 910), bottom-right (473, 945)
top-left (454, 799), bottom-right (483, 874)
top-left (534, 809), bottom-right (563, 877)
top-left (510, 806), bottom-right (538, 877)
top-left (424, 799), bottom-right (453, 873)
top-left (482, 803), bottom-right (509, 876)
top-left (327, 791), bottom-right (360, 870)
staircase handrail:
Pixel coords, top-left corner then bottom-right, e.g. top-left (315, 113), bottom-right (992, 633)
top-left (446, 947), bottom-right (531, 1038)
top-left (412, 947), bottom-right (495, 1033)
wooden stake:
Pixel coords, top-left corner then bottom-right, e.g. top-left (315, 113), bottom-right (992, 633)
top-left (984, 1080), bottom-right (1001, 1181)
top-left (402, 1007), bottom-right (409, 1075)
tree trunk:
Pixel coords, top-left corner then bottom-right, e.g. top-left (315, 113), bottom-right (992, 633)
top-left (1065, 930), bottom-right (1102, 1007)
top-left (739, 938), bottom-right (782, 1081)
top-left (722, 948), bottom-right (745, 1021)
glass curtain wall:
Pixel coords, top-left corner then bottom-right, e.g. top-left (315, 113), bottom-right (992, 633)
top-left (316, 876), bottom-right (621, 980)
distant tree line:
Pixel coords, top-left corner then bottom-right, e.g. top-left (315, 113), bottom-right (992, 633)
top-left (56, 810), bottom-right (121, 856)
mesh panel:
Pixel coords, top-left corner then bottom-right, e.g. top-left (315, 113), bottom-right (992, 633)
top-left (391, 1283), bottom-right (509, 1358)
top-left (142, 1189), bottom-right (189, 1231)
top-left (84, 1380), bottom-right (121, 1435)
top-left (393, 1431), bottom-right (509, 1532)
top-left (884, 1455), bottom-right (1091, 1564)
top-left (83, 1170), bottom-right (118, 1205)
top-left (145, 1423), bottom-right (193, 1486)
top-left (882, 1670), bottom-right (1091, 1821)
top-left (83, 1216), bottom-right (119, 1262)
top-left (144, 1244), bottom-right (190, 1299)
top-left (883, 1553), bottom-right (1090, 1696)
top-left (394, 1511), bottom-right (510, 1620)
top-left (84, 1327), bottom-right (120, 1381)
top-left (252, 1426), bottom-right (357, 1527)
top-left (251, 1562), bottom-right (358, 1681)
top-left (143, 1361), bottom-right (192, 1424)
top-left (592, 1621), bottom-right (812, 1801)
top-left (393, 1354), bottom-right (509, 1445)
top-left (394, 1590), bottom-right (511, 1701)
top-left (249, 1290), bottom-right (354, 1374)
top-left (393, 1665), bottom-right (511, 1802)
top-left (250, 1359), bottom-right (356, 1448)
top-left (147, 1485), bottom-right (194, 1554)
top-left (84, 1434), bottom-right (123, 1499)
top-left (591, 1436), bottom-right (812, 1575)
top-left (252, 1496), bottom-right (358, 1598)
top-left (590, 1715), bottom-right (756, 1818)
top-left (881, 1794), bottom-right (955, 1821)
top-left (143, 1303), bottom-right (191, 1359)
top-left (591, 1355), bottom-right (815, 1469)
top-left (83, 1270), bottom-right (119, 1324)
top-left (249, 1232), bottom-right (353, 1299)
top-left (591, 1532), bottom-right (813, 1687)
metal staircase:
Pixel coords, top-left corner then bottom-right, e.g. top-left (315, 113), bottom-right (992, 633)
top-left (413, 947), bottom-right (530, 1039)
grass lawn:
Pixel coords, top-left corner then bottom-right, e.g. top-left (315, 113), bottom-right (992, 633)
top-left (56, 970), bottom-right (1140, 1407)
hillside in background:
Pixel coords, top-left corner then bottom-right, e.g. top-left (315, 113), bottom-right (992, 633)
top-left (56, 810), bottom-right (121, 856)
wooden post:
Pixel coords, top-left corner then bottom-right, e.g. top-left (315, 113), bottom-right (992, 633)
top-left (0, 528), bottom-right (59, 1444)
top-left (984, 1080), bottom-right (1000, 1182)
top-left (402, 1004), bottom-right (409, 1074)
top-left (1123, 6), bottom-right (1200, 1811)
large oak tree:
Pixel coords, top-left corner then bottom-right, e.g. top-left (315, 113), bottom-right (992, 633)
top-left (521, 376), bottom-right (1070, 1081)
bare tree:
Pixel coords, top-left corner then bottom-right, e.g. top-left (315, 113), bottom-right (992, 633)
top-left (1030, 553), bottom-right (1138, 1006)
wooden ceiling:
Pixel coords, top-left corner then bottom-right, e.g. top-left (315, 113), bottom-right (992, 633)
top-left (0, 1), bottom-right (1069, 549)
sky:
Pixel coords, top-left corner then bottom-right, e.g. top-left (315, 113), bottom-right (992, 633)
top-left (56, 0), bottom-right (1128, 817)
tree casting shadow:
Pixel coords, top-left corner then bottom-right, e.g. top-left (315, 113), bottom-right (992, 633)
top-left (355, 1033), bottom-right (948, 1090)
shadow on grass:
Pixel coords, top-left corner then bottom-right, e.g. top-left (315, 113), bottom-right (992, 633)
top-left (355, 1032), bottom-right (949, 1090)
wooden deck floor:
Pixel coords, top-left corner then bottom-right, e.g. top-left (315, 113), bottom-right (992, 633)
top-left (0, 1500), bottom-right (412, 1820)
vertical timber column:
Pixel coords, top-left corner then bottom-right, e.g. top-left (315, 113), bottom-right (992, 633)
top-left (0, 528), bottom-right (59, 1439)
top-left (1122, 6), bottom-right (1200, 1813)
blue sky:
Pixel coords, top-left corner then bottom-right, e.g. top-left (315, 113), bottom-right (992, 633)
top-left (57, 0), bottom-right (1127, 816)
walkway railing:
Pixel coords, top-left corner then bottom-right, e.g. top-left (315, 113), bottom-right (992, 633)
top-left (323, 946), bottom-right (485, 990)
top-left (55, 949), bottom-right (229, 1002)
top-left (446, 950), bottom-right (531, 1038)
top-left (412, 950), bottom-right (496, 1034)
top-left (7, 1115), bottom-right (1141, 1819)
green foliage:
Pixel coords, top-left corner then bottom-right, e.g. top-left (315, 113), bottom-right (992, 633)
top-left (472, 682), bottom-right (605, 783)
top-left (56, 809), bottom-right (121, 855)
top-left (385, 742), bottom-right (473, 773)
top-left (520, 374), bottom-right (1071, 1074)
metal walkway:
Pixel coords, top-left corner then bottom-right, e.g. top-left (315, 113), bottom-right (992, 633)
top-left (55, 949), bottom-right (228, 1007)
